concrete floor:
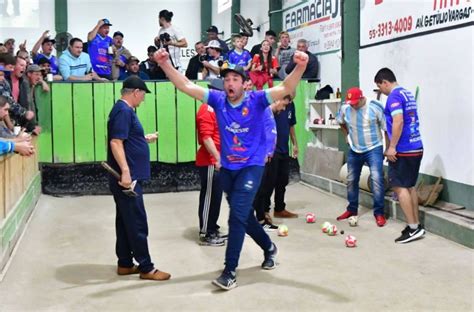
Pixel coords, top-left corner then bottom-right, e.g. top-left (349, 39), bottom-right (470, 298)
top-left (0, 183), bottom-right (472, 312)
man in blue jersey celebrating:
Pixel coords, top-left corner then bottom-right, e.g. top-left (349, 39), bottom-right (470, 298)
top-left (374, 68), bottom-right (425, 243)
top-left (154, 48), bottom-right (308, 290)
top-left (87, 18), bottom-right (113, 79)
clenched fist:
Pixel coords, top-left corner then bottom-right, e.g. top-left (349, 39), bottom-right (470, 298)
top-left (153, 48), bottom-right (169, 65)
top-left (293, 50), bottom-right (309, 66)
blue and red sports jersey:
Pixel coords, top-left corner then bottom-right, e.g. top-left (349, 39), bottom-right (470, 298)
top-left (88, 34), bottom-right (113, 76)
top-left (385, 86), bottom-right (423, 152)
top-left (204, 89), bottom-right (273, 170)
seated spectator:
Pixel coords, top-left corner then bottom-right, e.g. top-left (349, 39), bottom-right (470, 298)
top-left (0, 61), bottom-right (34, 129)
top-left (87, 18), bottom-right (113, 79)
top-left (37, 57), bottom-right (63, 81)
top-left (249, 40), bottom-right (278, 90)
top-left (0, 94), bottom-right (31, 142)
top-left (228, 35), bottom-right (252, 71)
top-left (3, 38), bottom-right (15, 55)
top-left (285, 39), bottom-right (318, 80)
top-left (119, 56), bottom-right (150, 80)
top-left (139, 46), bottom-right (166, 80)
top-left (59, 38), bottom-right (105, 81)
top-left (111, 31), bottom-right (131, 80)
top-left (240, 33), bottom-right (249, 52)
top-left (185, 41), bottom-right (205, 80)
top-left (206, 25), bottom-right (229, 56)
top-left (202, 40), bottom-right (224, 80)
top-left (31, 30), bottom-right (59, 75)
top-left (250, 30), bottom-right (277, 57)
top-left (4, 56), bottom-right (29, 130)
top-left (24, 64), bottom-right (50, 134)
top-left (275, 31), bottom-right (295, 79)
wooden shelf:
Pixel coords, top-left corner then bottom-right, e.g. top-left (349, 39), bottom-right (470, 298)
top-left (309, 99), bottom-right (342, 105)
top-left (309, 124), bottom-right (340, 130)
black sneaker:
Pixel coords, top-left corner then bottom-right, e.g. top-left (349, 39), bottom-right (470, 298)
top-left (261, 220), bottom-right (278, 232)
top-left (212, 271), bottom-right (237, 290)
top-left (216, 230), bottom-right (228, 239)
top-left (262, 242), bottom-right (278, 270)
top-left (199, 233), bottom-right (225, 247)
top-left (395, 226), bottom-right (425, 244)
top-left (418, 224), bottom-right (426, 235)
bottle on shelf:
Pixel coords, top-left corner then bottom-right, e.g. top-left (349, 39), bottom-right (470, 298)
top-left (336, 88), bottom-right (341, 99)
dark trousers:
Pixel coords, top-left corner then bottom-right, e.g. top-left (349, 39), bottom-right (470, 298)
top-left (110, 181), bottom-right (154, 273)
top-left (253, 152), bottom-right (290, 221)
top-left (220, 166), bottom-right (272, 272)
top-left (198, 165), bottom-right (223, 235)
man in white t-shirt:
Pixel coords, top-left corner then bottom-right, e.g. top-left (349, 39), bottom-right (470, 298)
top-left (154, 9), bottom-right (188, 70)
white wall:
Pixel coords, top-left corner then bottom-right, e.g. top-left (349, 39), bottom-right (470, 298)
top-left (67, 0), bottom-right (201, 70)
top-left (360, 27), bottom-right (474, 185)
top-left (0, 0), bottom-right (55, 56)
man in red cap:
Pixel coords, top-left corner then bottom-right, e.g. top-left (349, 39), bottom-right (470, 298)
top-left (336, 87), bottom-right (387, 226)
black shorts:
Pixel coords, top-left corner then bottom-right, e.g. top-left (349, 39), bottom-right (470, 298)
top-left (388, 151), bottom-right (423, 188)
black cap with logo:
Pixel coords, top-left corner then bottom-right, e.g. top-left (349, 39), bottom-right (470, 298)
top-left (123, 76), bottom-right (151, 93)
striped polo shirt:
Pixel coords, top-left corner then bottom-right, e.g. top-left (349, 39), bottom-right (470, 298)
top-left (337, 98), bottom-right (386, 153)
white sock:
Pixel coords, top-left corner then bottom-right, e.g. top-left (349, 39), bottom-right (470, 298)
top-left (408, 223), bottom-right (418, 230)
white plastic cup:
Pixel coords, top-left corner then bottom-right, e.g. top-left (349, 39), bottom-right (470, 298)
top-left (13, 126), bottom-right (21, 135)
top-left (46, 73), bottom-right (53, 82)
top-left (108, 46), bottom-right (114, 54)
top-left (197, 72), bottom-right (203, 80)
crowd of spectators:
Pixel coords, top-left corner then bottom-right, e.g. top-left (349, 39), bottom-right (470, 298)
top-left (0, 11), bottom-right (319, 155)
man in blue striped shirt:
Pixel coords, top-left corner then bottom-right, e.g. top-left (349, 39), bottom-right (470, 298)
top-left (336, 87), bottom-right (387, 227)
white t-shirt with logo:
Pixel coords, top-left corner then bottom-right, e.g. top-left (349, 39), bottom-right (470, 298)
top-left (158, 25), bottom-right (185, 69)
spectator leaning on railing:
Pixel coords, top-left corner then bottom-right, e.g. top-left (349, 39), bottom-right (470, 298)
top-left (59, 38), bottom-right (106, 81)
top-left (111, 31), bottom-right (131, 80)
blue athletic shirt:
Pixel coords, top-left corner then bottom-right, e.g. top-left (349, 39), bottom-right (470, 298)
top-left (204, 89), bottom-right (274, 170)
top-left (385, 86), bottom-right (423, 152)
top-left (107, 100), bottom-right (150, 181)
top-left (88, 34), bottom-right (113, 76)
top-left (264, 106), bottom-right (277, 157)
top-left (228, 49), bottom-right (252, 68)
top-left (274, 102), bottom-right (296, 154)
top-left (33, 53), bottom-right (58, 74)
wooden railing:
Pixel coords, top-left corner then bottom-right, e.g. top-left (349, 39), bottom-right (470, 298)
top-left (0, 138), bottom-right (39, 222)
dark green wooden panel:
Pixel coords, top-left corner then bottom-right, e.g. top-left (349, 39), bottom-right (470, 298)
top-left (51, 83), bottom-right (74, 163)
top-left (177, 90), bottom-right (197, 162)
top-left (156, 82), bottom-right (177, 163)
top-left (93, 83), bottom-right (114, 161)
top-left (72, 83), bottom-right (94, 162)
top-left (36, 86), bottom-right (52, 163)
top-left (136, 82), bottom-right (158, 162)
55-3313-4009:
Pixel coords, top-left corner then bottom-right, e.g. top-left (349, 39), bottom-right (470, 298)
top-left (368, 16), bottom-right (413, 39)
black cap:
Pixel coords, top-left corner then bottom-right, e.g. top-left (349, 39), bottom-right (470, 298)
top-left (102, 18), bottom-right (112, 26)
top-left (42, 38), bottom-right (56, 45)
top-left (123, 76), bottom-right (151, 93)
top-left (113, 31), bottom-right (124, 38)
top-left (147, 45), bottom-right (158, 53)
top-left (127, 56), bottom-right (140, 64)
top-left (220, 65), bottom-right (247, 80)
top-left (206, 25), bottom-right (218, 33)
top-left (208, 79), bottom-right (224, 91)
top-left (37, 57), bottom-right (51, 65)
top-left (265, 30), bottom-right (277, 37)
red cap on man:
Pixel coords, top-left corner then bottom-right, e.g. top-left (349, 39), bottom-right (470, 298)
top-left (345, 87), bottom-right (364, 106)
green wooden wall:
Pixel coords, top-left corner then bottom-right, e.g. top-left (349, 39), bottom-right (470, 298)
top-left (36, 81), bottom-right (311, 165)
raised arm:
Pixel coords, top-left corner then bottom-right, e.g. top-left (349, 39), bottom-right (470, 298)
top-left (88, 20), bottom-right (104, 42)
top-left (268, 51), bottom-right (308, 101)
top-left (154, 48), bottom-right (206, 102)
top-left (32, 30), bottom-right (49, 57)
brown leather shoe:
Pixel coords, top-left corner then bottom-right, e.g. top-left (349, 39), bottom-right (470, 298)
top-left (139, 269), bottom-right (171, 281)
top-left (117, 265), bottom-right (139, 275)
top-left (274, 209), bottom-right (298, 218)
